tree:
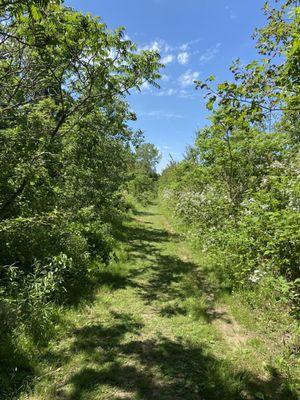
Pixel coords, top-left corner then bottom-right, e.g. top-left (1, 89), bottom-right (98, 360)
top-left (159, 0), bottom-right (300, 294)
top-left (0, 1), bottom-right (161, 218)
top-left (129, 143), bottom-right (161, 203)
top-left (0, 0), bottom-right (162, 371)
top-left (135, 143), bottom-right (161, 176)
top-left (195, 0), bottom-right (300, 130)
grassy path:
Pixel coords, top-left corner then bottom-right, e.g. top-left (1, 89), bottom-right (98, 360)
top-left (24, 204), bottom-right (294, 400)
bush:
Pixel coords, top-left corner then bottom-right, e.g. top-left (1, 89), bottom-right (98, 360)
top-left (159, 149), bottom-right (300, 309)
top-left (82, 221), bottom-right (115, 263)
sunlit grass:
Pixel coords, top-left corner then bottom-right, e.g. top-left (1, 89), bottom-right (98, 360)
top-left (13, 203), bottom-right (299, 400)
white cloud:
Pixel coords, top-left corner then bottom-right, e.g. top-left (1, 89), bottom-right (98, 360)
top-left (165, 88), bottom-right (176, 95)
top-left (179, 38), bottom-right (202, 51)
top-left (123, 34), bottom-right (131, 41)
top-left (144, 40), bottom-right (161, 52)
top-left (142, 39), bottom-right (171, 53)
top-left (199, 43), bottom-right (221, 65)
top-left (161, 74), bottom-right (170, 82)
top-left (156, 87), bottom-right (199, 99)
top-left (225, 5), bottom-right (237, 20)
top-left (140, 110), bottom-right (184, 119)
top-left (141, 38), bottom-right (201, 57)
top-left (157, 88), bottom-right (177, 96)
top-left (178, 70), bottom-right (200, 87)
top-left (180, 43), bottom-right (189, 51)
top-left (108, 48), bottom-right (117, 59)
top-left (140, 81), bottom-right (152, 92)
top-left (177, 52), bottom-right (189, 65)
top-left (161, 54), bottom-right (174, 64)
top-left (178, 89), bottom-right (197, 99)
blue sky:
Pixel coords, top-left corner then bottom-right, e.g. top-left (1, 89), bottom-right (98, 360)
top-left (66, 0), bottom-right (267, 171)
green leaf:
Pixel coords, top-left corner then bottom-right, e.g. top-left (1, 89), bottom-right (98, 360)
top-left (206, 96), bottom-right (216, 111)
top-left (254, 392), bottom-right (265, 400)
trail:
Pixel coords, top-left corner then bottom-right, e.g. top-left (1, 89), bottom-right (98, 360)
top-left (25, 204), bottom-right (281, 400)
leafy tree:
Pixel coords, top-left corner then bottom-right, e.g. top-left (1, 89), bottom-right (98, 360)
top-left (159, 0), bottom-right (300, 305)
top-left (195, 1), bottom-right (300, 130)
top-left (0, 1), bottom-right (161, 386)
top-left (135, 142), bottom-right (161, 175)
top-left (0, 2), bottom-right (160, 218)
top-left (130, 143), bottom-right (161, 203)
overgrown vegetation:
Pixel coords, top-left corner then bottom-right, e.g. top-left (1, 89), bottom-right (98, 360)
top-left (0, 0), bottom-right (299, 399)
top-left (160, 0), bottom-right (300, 302)
top-left (129, 142), bottom-right (161, 204)
top-left (159, 1), bottom-right (299, 394)
top-left (0, 0), bottom-right (160, 396)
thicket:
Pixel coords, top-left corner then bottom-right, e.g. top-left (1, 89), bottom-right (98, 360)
top-left (128, 142), bottom-right (161, 204)
top-left (0, 0), bottom-right (160, 395)
top-left (159, 0), bottom-right (300, 315)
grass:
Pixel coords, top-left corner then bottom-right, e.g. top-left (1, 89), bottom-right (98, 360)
top-left (7, 202), bottom-right (298, 399)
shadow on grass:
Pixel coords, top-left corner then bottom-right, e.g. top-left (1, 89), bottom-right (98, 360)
top-left (133, 209), bottom-right (156, 217)
top-left (0, 335), bottom-right (35, 399)
top-left (52, 215), bottom-right (297, 399)
top-left (6, 210), bottom-right (297, 400)
top-left (124, 223), bottom-right (179, 246)
top-left (51, 311), bottom-right (295, 400)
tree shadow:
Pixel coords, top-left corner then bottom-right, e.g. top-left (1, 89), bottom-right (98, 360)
top-left (52, 312), bottom-right (296, 400)
top-left (9, 212), bottom-right (297, 400)
top-left (136, 254), bottom-right (198, 302)
top-left (94, 270), bottom-right (134, 290)
top-left (116, 217), bottom-right (219, 318)
top-left (71, 311), bottom-right (144, 355)
top-left (0, 333), bottom-right (35, 399)
top-left (49, 215), bottom-right (296, 399)
top-left (133, 209), bottom-right (156, 217)
top-left (124, 224), bottom-right (179, 246)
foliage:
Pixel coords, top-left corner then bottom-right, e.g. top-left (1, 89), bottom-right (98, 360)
top-left (0, 0), bottom-right (160, 396)
top-left (159, 0), bottom-right (300, 316)
top-left (129, 143), bottom-right (161, 204)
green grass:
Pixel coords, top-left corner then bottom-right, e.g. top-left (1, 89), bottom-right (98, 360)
top-left (10, 202), bottom-right (298, 400)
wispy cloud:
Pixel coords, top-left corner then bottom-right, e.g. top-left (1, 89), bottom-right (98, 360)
top-left (141, 39), bottom-right (170, 53)
top-left (177, 52), bottom-right (189, 65)
top-left (180, 43), bottom-right (189, 51)
top-left (225, 5), bottom-right (237, 20)
top-left (178, 89), bottom-right (197, 99)
top-left (140, 81), bottom-right (152, 92)
top-left (139, 110), bottom-right (184, 119)
top-left (161, 54), bottom-right (174, 64)
top-left (179, 38), bottom-right (202, 51)
top-left (160, 74), bottom-right (170, 82)
top-left (199, 43), bottom-right (221, 65)
top-left (123, 33), bottom-right (131, 41)
top-left (156, 87), bottom-right (198, 100)
top-left (157, 88), bottom-right (177, 96)
top-left (141, 37), bottom-right (202, 66)
top-left (178, 70), bottom-right (200, 87)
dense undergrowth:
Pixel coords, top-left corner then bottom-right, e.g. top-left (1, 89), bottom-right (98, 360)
top-left (158, 0), bottom-right (300, 316)
top-left (159, 201), bottom-right (299, 398)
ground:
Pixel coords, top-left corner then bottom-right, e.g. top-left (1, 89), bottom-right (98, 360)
top-left (22, 203), bottom-right (298, 400)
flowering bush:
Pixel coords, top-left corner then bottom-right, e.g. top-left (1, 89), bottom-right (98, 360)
top-left (159, 136), bottom-right (300, 309)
